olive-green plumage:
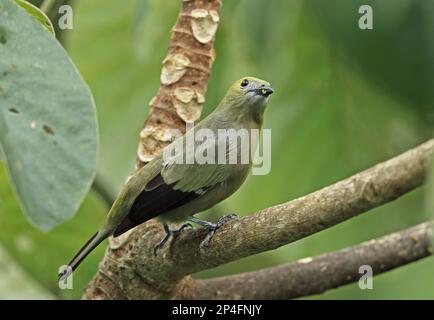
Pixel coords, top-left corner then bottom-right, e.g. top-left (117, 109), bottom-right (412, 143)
top-left (59, 77), bottom-right (273, 280)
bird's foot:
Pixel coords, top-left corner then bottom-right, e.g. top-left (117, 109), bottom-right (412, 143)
top-left (216, 213), bottom-right (238, 225)
top-left (188, 214), bottom-right (238, 251)
top-left (153, 222), bottom-right (193, 255)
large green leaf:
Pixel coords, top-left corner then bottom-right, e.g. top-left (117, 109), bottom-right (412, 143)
top-left (14, 0), bottom-right (55, 35)
top-left (0, 0), bottom-right (97, 230)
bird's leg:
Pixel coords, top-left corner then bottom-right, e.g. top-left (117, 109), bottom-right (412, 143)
top-left (153, 222), bottom-right (193, 255)
top-left (188, 214), bottom-right (238, 250)
top-left (153, 224), bottom-right (171, 255)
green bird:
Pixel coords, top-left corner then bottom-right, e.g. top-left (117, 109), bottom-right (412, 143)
top-left (59, 77), bottom-right (273, 280)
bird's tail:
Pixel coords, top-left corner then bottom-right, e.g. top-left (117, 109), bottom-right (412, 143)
top-left (58, 231), bottom-right (107, 281)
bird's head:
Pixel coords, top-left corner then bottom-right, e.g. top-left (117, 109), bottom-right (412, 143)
top-left (219, 77), bottom-right (274, 125)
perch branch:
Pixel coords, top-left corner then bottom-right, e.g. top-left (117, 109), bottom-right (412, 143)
top-left (188, 221), bottom-right (433, 299)
top-left (83, 138), bottom-right (434, 299)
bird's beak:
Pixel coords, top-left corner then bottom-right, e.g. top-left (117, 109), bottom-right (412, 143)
top-left (252, 85), bottom-right (274, 97)
top-left (261, 86), bottom-right (274, 97)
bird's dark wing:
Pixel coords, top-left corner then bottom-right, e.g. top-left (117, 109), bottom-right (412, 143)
top-left (113, 134), bottom-right (240, 237)
top-left (161, 135), bottom-right (238, 193)
top-left (112, 174), bottom-right (201, 237)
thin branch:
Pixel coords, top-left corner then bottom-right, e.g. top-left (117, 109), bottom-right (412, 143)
top-left (187, 221), bottom-right (433, 299)
top-left (91, 174), bottom-right (116, 206)
top-left (83, 138), bottom-right (433, 299)
top-left (40, 0), bottom-right (58, 14)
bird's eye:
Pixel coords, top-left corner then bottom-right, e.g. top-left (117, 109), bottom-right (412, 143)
top-left (240, 79), bottom-right (249, 88)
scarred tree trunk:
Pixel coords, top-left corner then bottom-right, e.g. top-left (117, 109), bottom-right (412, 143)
top-left (135, 0), bottom-right (221, 169)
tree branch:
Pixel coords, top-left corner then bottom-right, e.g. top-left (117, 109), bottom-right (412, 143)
top-left (91, 174), bottom-right (116, 206)
top-left (83, 138), bottom-right (433, 299)
top-left (187, 221), bottom-right (433, 299)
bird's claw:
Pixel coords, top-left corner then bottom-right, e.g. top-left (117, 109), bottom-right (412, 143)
top-left (173, 222), bottom-right (193, 235)
top-left (217, 213), bottom-right (238, 225)
top-left (199, 213), bottom-right (238, 251)
top-left (153, 223), bottom-right (193, 256)
top-left (153, 232), bottom-right (170, 256)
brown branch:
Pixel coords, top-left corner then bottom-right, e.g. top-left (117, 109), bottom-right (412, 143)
top-left (188, 221), bottom-right (433, 299)
top-left (83, 137), bottom-right (434, 299)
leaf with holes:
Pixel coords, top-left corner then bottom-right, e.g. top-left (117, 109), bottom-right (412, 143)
top-left (0, 0), bottom-right (98, 231)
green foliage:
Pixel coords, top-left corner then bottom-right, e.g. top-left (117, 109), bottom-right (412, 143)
top-left (67, 0), bottom-right (178, 189)
top-left (0, 0), bottom-right (97, 230)
top-left (309, 0), bottom-right (434, 118)
top-left (0, 244), bottom-right (55, 299)
top-left (426, 153), bottom-right (434, 256)
top-left (0, 164), bottom-right (108, 299)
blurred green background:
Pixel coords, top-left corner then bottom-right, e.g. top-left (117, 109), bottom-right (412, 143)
top-left (0, 0), bottom-right (433, 299)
